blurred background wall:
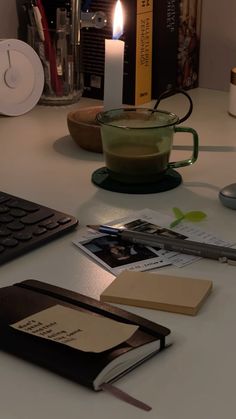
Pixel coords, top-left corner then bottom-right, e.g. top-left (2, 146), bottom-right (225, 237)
top-left (199, 0), bottom-right (236, 91)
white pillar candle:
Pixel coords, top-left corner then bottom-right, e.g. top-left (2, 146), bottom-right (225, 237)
top-left (103, 0), bottom-right (124, 111)
top-left (104, 39), bottom-right (124, 110)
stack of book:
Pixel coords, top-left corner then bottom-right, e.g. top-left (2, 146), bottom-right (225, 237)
top-left (80, 0), bottom-right (203, 103)
top-left (81, 0), bottom-right (153, 105)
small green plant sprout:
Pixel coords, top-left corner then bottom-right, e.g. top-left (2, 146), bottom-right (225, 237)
top-left (170, 207), bottom-right (207, 228)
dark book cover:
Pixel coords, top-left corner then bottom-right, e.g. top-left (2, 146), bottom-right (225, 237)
top-left (177, 0), bottom-right (202, 90)
top-left (0, 279), bottom-right (171, 390)
top-left (152, 0), bottom-right (179, 99)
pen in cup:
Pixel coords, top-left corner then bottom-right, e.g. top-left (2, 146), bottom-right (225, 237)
top-left (32, 4), bottom-right (45, 41)
top-left (56, 7), bottom-right (69, 93)
top-left (26, 0), bottom-right (82, 102)
top-left (35, 0), bottom-right (62, 95)
top-left (71, 0), bottom-right (81, 46)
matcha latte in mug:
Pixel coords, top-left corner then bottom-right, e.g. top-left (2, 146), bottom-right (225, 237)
top-left (96, 108), bottom-right (199, 184)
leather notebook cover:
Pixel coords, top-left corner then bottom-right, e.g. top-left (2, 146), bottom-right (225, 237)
top-left (0, 279), bottom-right (171, 390)
top-left (100, 271), bottom-right (213, 315)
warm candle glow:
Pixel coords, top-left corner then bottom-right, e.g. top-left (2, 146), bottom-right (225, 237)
top-left (113, 0), bottom-right (124, 40)
top-left (104, 0), bottom-right (125, 110)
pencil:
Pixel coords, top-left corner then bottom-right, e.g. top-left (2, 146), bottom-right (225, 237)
top-left (87, 225), bottom-right (236, 264)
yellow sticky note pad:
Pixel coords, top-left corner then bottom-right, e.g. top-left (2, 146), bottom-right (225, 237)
top-left (100, 271), bottom-right (213, 316)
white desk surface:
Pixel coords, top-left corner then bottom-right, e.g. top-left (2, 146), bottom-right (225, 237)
top-left (0, 88), bottom-right (236, 419)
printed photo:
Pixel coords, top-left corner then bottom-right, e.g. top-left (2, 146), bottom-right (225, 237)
top-left (82, 234), bottom-right (158, 268)
top-left (74, 209), bottom-right (233, 273)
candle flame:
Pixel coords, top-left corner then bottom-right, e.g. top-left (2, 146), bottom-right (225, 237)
top-left (113, 0), bottom-right (124, 40)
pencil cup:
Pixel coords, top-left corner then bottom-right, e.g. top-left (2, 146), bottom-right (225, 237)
top-left (27, 25), bottom-right (83, 105)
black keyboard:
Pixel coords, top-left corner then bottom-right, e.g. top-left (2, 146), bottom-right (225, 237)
top-left (0, 191), bottom-right (78, 265)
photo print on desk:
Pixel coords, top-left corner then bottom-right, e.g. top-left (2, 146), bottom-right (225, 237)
top-left (81, 234), bottom-right (165, 270)
top-left (74, 209), bottom-right (235, 275)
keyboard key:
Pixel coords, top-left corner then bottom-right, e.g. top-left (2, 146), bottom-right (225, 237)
top-left (14, 232), bottom-right (32, 241)
top-left (0, 205), bottom-right (9, 214)
top-left (0, 227), bottom-right (11, 237)
top-left (21, 209), bottom-right (54, 225)
top-left (7, 221), bottom-right (25, 231)
top-left (7, 199), bottom-right (40, 212)
top-left (33, 227), bottom-right (47, 236)
top-left (0, 194), bottom-right (10, 204)
top-left (58, 216), bottom-right (72, 225)
top-left (10, 209), bottom-right (26, 218)
top-left (0, 214), bottom-right (14, 223)
top-left (40, 219), bottom-right (56, 227)
top-left (1, 238), bottom-right (18, 247)
top-left (45, 222), bottom-right (59, 230)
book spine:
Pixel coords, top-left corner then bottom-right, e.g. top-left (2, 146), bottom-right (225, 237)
top-left (122, 0), bottom-right (153, 105)
top-left (135, 0), bottom-right (153, 105)
top-left (177, 0), bottom-right (202, 90)
top-left (152, 0), bottom-right (179, 99)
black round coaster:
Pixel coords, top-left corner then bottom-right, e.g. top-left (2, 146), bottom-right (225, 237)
top-left (91, 167), bottom-right (182, 194)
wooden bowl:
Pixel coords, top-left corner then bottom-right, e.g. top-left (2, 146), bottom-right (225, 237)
top-left (67, 106), bottom-right (103, 153)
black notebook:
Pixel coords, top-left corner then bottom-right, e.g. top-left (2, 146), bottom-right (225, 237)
top-left (0, 280), bottom-right (171, 391)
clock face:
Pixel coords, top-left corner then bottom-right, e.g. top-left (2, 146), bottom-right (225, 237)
top-left (0, 39), bottom-right (44, 116)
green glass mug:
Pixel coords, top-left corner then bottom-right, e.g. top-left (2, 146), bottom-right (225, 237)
top-left (96, 107), bottom-right (199, 184)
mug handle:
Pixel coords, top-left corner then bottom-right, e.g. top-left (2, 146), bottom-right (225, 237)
top-left (168, 126), bottom-right (199, 169)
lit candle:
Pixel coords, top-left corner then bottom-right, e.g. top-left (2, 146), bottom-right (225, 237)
top-left (103, 0), bottom-right (124, 111)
